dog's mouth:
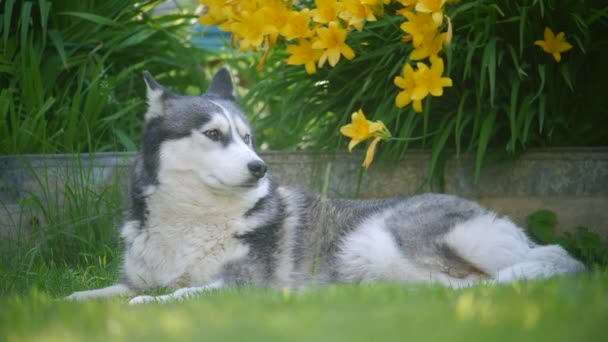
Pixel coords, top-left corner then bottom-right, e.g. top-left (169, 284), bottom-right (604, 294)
top-left (208, 174), bottom-right (264, 190)
top-left (236, 175), bottom-right (266, 188)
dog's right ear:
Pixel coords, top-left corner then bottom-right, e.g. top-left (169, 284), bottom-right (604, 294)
top-left (143, 70), bottom-right (175, 120)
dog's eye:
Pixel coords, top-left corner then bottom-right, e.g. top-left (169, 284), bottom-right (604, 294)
top-left (243, 134), bottom-right (251, 144)
top-left (203, 129), bottom-right (221, 141)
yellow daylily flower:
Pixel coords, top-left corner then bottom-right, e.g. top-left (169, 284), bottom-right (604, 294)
top-left (311, 0), bottom-right (339, 24)
top-left (409, 32), bottom-right (447, 60)
top-left (230, 9), bottom-right (268, 51)
top-left (361, 0), bottom-right (392, 5)
top-left (340, 109), bottom-right (391, 168)
top-left (395, 0), bottom-right (417, 15)
top-left (394, 63), bottom-right (422, 112)
top-left (339, 109), bottom-right (390, 151)
top-left (339, 0), bottom-right (377, 32)
top-left (281, 9), bottom-right (314, 40)
top-left (259, 1), bottom-right (292, 39)
top-left (285, 39), bottom-right (322, 74)
top-left (198, 0), bottom-right (236, 29)
top-left (411, 56), bottom-right (453, 101)
top-left (534, 27), bottom-right (573, 63)
top-left (394, 57), bottom-right (452, 113)
top-left (400, 11), bottom-right (440, 48)
top-left (312, 22), bottom-right (355, 67)
top-left (415, 0), bottom-right (447, 25)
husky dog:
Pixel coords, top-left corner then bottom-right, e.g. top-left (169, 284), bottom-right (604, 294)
top-left (67, 69), bottom-right (585, 304)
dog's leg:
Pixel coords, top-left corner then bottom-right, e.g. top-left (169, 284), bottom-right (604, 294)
top-left (444, 214), bottom-right (585, 282)
top-left (128, 280), bottom-right (225, 305)
top-left (494, 245), bottom-right (586, 282)
top-left (65, 283), bottom-right (134, 301)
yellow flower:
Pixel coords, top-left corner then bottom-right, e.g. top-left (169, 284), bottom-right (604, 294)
top-left (259, 1), bottom-right (292, 39)
top-left (339, 0), bottom-right (377, 32)
top-left (415, 0), bottom-right (447, 25)
top-left (281, 9), bottom-right (314, 40)
top-left (534, 27), bottom-right (573, 63)
top-left (230, 9), bottom-right (268, 51)
top-left (198, 0), bottom-right (236, 28)
top-left (394, 63), bottom-right (421, 111)
top-left (361, 0), bottom-right (392, 6)
top-left (285, 39), bottom-right (322, 74)
top-left (400, 11), bottom-right (439, 48)
top-left (340, 109), bottom-right (391, 168)
top-left (339, 109), bottom-right (389, 151)
top-left (394, 57), bottom-right (452, 113)
top-left (409, 32), bottom-right (447, 60)
top-left (312, 22), bottom-right (355, 67)
top-left (311, 0), bottom-right (339, 24)
top-left (395, 0), bottom-right (417, 12)
top-left (411, 56), bottom-right (453, 102)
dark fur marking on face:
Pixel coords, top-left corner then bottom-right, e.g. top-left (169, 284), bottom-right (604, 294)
top-left (140, 114), bottom-right (211, 188)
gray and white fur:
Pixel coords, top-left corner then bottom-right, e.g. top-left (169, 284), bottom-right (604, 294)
top-left (66, 69), bottom-right (586, 304)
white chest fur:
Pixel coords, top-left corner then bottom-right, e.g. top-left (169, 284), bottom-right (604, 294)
top-left (121, 175), bottom-right (261, 289)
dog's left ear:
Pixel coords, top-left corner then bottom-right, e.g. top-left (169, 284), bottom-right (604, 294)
top-left (143, 71), bottom-right (176, 120)
top-left (207, 68), bottom-right (235, 99)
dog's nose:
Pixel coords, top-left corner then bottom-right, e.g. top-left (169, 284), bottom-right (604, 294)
top-left (247, 160), bottom-right (267, 179)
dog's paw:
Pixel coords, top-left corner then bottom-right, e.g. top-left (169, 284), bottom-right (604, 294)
top-left (129, 295), bottom-right (157, 305)
top-left (64, 291), bottom-right (88, 301)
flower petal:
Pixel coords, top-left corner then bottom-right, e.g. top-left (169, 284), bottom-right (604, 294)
top-left (305, 61), bottom-right (316, 74)
top-left (363, 137), bottom-right (382, 168)
top-left (348, 139), bottom-right (362, 152)
top-left (413, 100), bottom-right (423, 113)
top-left (395, 91), bottom-right (412, 108)
top-left (341, 44), bottom-right (356, 60)
top-left (327, 48), bottom-right (341, 67)
top-left (553, 52), bottom-right (561, 63)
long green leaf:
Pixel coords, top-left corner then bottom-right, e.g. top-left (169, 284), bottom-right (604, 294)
top-left (59, 11), bottom-right (121, 27)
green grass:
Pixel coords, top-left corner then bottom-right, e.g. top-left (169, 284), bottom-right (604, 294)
top-left (1, 255), bottom-right (607, 341)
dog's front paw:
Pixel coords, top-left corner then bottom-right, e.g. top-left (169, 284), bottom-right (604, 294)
top-left (65, 291), bottom-right (90, 301)
top-left (129, 295), bottom-right (156, 305)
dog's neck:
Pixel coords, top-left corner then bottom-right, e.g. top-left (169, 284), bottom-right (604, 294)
top-left (147, 170), bottom-right (270, 225)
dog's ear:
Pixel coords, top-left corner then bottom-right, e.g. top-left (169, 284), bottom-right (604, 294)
top-left (143, 71), bottom-right (175, 120)
top-left (207, 68), bottom-right (235, 99)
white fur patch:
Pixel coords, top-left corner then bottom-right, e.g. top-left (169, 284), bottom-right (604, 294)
top-left (444, 214), bottom-right (586, 282)
top-left (338, 215), bottom-right (426, 283)
top-left (495, 245), bottom-right (586, 282)
top-left (144, 88), bottom-right (165, 120)
top-left (65, 284), bottom-right (133, 301)
top-left (129, 280), bottom-right (225, 305)
top-left (443, 214), bottom-right (530, 276)
top-left (120, 220), bottom-right (140, 245)
top-left (272, 189), bottom-right (301, 287)
top-left (122, 169), bottom-right (268, 289)
top-left (338, 213), bottom-right (484, 287)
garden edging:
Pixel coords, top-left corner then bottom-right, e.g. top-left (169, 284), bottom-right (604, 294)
top-left (1, 148), bottom-right (606, 239)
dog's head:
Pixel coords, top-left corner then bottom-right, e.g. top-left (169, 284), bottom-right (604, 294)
top-left (139, 69), bottom-right (267, 193)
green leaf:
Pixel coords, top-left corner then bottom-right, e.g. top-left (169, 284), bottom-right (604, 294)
top-left (20, 2), bottom-right (33, 56)
top-left (48, 29), bottom-right (68, 68)
top-left (59, 11), bottom-right (121, 27)
top-left (2, 0), bottom-right (15, 48)
top-left (527, 209), bottom-right (558, 244)
top-left (559, 63), bottom-right (574, 91)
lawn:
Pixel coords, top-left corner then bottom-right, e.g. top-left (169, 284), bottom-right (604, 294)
top-left (1, 259), bottom-right (607, 342)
